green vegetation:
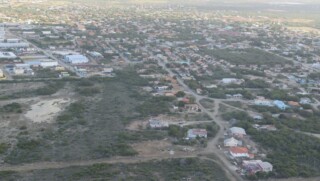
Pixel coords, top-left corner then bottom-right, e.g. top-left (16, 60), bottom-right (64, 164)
top-left (0, 158), bottom-right (230, 181)
top-left (1, 103), bottom-right (22, 113)
top-left (175, 91), bottom-right (186, 97)
top-left (56, 102), bottom-right (85, 125)
top-left (279, 117), bottom-right (320, 134)
top-left (222, 111), bottom-right (250, 121)
top-left (35, 81), bottom-right (65, 95)
top-left (0, 143), bottom-right (9, 154)
top-left (244, 79), bottom-right (270, 89)
top-left (137, 96), bottom-right (174, 117)
top-left (250, 129), bottom-right (320, 178)
top-left (260, 89), bottom-right (299, 101)
top-left (3, 69), bottom-right (176, 164)
top-left (234, 114), bottom-right (320, 178)
top-left (200, 48), bottom-right (292, 66)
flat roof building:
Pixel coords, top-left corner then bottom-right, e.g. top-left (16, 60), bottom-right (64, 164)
top-left (64, 54), bottom-right (89, 64)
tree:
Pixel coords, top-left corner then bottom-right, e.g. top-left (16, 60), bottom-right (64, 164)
top-left (175, 91), bottom-right (186, 98)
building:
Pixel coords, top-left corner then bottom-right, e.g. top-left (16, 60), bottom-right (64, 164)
top-left (64, 54), bottom-right (89, 64)
top-left (300, 98), bottom-right (311, 104)
top-left (243, 160), bottom-right (273, 175)
top-left (184, 104), bottom-right (201, 112)
top-left (258, 162), bottom-right (273, 172)
top-left (229, 147), bottom-right (249, 158)
top-left (148, 119), bottom-right (169, 129)
top-left (40, 60), bottom-right (58, 68)
top-left (0, 52), bottom-right (17, 59)
top-left (288, 101), bottom-right (300, 107)
top-left (229, 127), bottom-right (246, 138)
top-left (221, 78), bottom-right (243, 85)
top-left (0, 69), bottom-right (4, 78)
top-left (0, 42), bottom-right (29, 48)
top-left (254, 98), bottom-right (273, 107)
top-left (187, 129), bottom-right (207, 139)
top-left (224, 137), bottom-right (242, 147)
top-left (273, 100), bottom-right (288, 110)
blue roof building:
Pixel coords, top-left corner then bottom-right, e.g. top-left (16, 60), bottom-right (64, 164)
top-left (273, 100), bottom-right (288, 110)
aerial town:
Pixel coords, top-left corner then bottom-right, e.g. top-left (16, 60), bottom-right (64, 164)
top-left (0, 0), bottom-right (320, 180)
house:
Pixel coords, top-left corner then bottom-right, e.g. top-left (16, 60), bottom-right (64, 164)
top-left (273, 100), bottom-right (288, 110)
top-left (300, 98), bottom-right (311, 104)
top-left (226, 94), bottom-right (243, 99)
top-left (229, 147), bottom-right (249, 158)
top-left (187, 129), bottom-right (207, 139)
top-left (252, 115), bottom-right (263, 120)
top-left (288, 101), bottom-right (300, 107)
top-left (242, 160), bottom-right (273, 175)
top-left (229, 127), bottom-right (246, 138)
top-left (224, 137), bottom-right (242, 147)
top-left (221, 78), bottom-right (244, 85)
top-left (149, 119), bottom-right (169, 129)
top-left (254, 97), bottom-right (273, 107)
top-left (184, 104), bottom-right (201, 112)
top-left (258, 162), bottom-right (273, 172)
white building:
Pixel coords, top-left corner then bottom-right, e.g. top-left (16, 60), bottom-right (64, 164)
top-left (0, 52), bottom-right (17, 59)
top-left (149, 119), bottom-right (169, 129)
top-left (13, 67), bottom-right (25, 75)
top-left (224, 137), bottom-right (242, 147)
top-left (221, 78), bottom-right (244, 85)
top-left (300, 98), bottom-right (311, 105)
top-left (40, 60), bottom-right (58, 68)
top-left (258, 162), bottom-right (273, 172)
top-left (187, 129), bottom-right (207, 139)
top-left (0, 69), bottom-right (4, 78)
top-left (254, 98), bottom-right (273, 107)
top-left (0, 42), bottom-right (29, 48)
top-left (64, 54), bottom-right (89, 64)
top-left (229, 127), bottom-right (246, 138)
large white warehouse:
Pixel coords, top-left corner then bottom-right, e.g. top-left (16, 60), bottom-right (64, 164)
top-left (64, 54), bottom-right (89, 64)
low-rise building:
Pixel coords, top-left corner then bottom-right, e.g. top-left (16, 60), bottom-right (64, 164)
top-left (229, 127), bottom-right (246, 138)
top-left (64, 54), bottom-right (89, 64)
top-left (243, 160), bottom-right (273, 175)
top-left (224, 137), bottom-right (242, 147)
top-left (148, 119), bottom-right (169, 129)
top-left (0, 52), bottom-right (17, 59)
top-left (229, 147), bottom-right (249, 158)
top-left (273, 100), bottom-right (288, 110)
top-left (187, 129), bottom-right (207, 139)
top-left (300, 98), bottom-right (311, 104)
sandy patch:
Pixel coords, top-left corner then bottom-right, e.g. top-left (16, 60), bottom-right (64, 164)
top-left (25, 98), bottom-right (70, 123)
top-left (131, 140), bottom-right (197, 157)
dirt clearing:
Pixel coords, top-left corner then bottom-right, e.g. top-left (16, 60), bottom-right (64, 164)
top-left (25, 98), bottom-right (71, 123)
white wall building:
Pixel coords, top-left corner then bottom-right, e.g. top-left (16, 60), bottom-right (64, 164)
top-left (224, 137), bottom-right (242, 147)
top-left (0, 52), bottom-right (17, 59)
top-left (64, 54), bottom-right (89, 64)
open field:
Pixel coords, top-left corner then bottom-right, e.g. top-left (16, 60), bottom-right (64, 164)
top-left (0, 157), bottom-right (230, 181)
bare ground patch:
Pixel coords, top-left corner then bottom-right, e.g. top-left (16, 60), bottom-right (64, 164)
top-left (24, 98), bottom-right (71, 123)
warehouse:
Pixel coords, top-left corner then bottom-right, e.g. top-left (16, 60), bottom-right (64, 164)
top-left (0, 42), bottom-right (29, 48)
top-left (64, 54), bottom-right (89, 64)
top-left (0, 52), bottom-right (17, 59)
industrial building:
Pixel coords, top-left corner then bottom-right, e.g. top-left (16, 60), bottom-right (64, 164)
top-left (0, 52), bottom-right (17, 59)
top-left (24, 59), bottom-right (58, 68)
top-left (0, 42), bottom-right (29, 48)
top-left (64, 54), bottom-right (89, 64)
